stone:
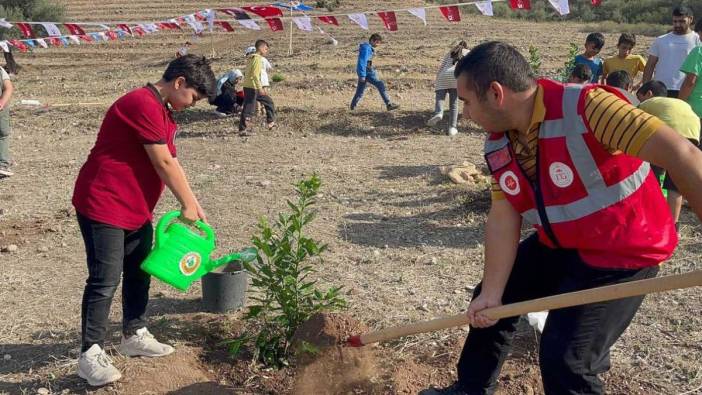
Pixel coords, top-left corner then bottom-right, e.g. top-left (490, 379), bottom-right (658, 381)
top-left (37, 388), bottom-right (49, 395)
top-left (1, 244), bottom-right (18, 253)
top-left (3, 354), bottom-right (10, 360)
top-left (38, 246), bottom-right (49, 253)
top-left (258, 180), bottom-right (272, 187)
top-left (417, 304), bottom-right (430, 312)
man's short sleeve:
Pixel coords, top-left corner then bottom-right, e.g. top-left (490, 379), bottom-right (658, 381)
top-left (114, 90), bottom-right (168, 144)
top-left (648, 37), bottom-right (660, 57)
top-left (490, 177), bottom-right (506, 201)
top-left (0, 67), bottom-right (9, 81)
top-left (680, 47), bottom-right (702, 77)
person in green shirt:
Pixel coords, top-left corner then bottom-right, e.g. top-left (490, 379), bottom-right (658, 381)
top-left (679, 20), bottom-right (702, 118)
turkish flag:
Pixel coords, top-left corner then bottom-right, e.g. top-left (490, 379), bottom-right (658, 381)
top-left (117, 24), bottom-right (132, 34)
top-left (16, 23), bottom-right (35, 38)
top-left (439, 6), bottom-right (461, 22)
top-left (158, 22), bottom-right (181, 30)
top-left (509, 0), bottom-right (531, 9)
top-left (133, 26), bottom-right (146, 36)
top-left (105, 31), bottom-right (118, 40)
top-left (378, 11), bottom-right (398, 31)
top-left (591, 0), bottom-right (602, 5)
top-left (47, 37), bottom-right (62, 47)
top-left (217, 8), bottom-right (251, 20)
top-left (318, 16), bottom-right (339, 26)
top-left (8, 39), bottom-right (29, 52)
top-left (214, 21), bottom-right (235, 32)
top-left (64, 23), bottom-right (86, 35)
top-left (243, 6), bottom-right (283, 31)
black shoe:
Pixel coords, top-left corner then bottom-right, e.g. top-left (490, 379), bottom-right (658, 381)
top-left (418, 382), bottom-right (469, 395)
top-left (386, 103), bottom-right (400, 111)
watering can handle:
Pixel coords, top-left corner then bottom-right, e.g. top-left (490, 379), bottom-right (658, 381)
top-left (154, 210), bottom-right (215, 248)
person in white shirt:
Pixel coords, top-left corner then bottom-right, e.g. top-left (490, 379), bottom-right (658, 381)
top-left (643, 5), bottom-right (701, 98)
top-left (427, 40), bottom-right (469, 136)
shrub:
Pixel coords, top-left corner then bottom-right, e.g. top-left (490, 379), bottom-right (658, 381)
top-left (315, 0), bottom-right (341, 12)
top-left (556, 43), bottom-right (580, 82)
top-left (226, 174), bottom-right (347, 368)
top-left (527, 45), bottom-right (542, 75)
top-left (271, 73), bottom-right (285, 83)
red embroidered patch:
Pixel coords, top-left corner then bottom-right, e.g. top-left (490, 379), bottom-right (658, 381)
top-left (485, 146), bottom-right (512, 173)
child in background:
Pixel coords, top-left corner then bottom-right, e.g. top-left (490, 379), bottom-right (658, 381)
top-left (568, 63), bottom-right (592, 84)
top-left (603, 33), bottom-right (646, 85)
top-left (72, 55), bottom-right (216, 387)
top-left (175, 41), bottom-right (192, 58)
top-left (212, 69), bottom-right (244, 116)
top-left (637, 80), bottom-right (701, 228)
top-left (239, 40), bottom-right (276, 135)
top-left (426, 40), bottom-right (469, 136)
top-left (679, 19), bottom-right (702, 119)
top-left (574, 33), bottom-right (605, 83)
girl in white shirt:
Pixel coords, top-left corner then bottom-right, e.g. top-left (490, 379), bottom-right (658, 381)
top-left (427, 40), bottom-right (469, 136)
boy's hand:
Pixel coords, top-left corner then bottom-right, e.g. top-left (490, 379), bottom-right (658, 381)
top-left (258, 88), bottom-right (267, 96)
top-left (180, 205), bottom-right (204, 224)
top-left (195, 201), bottom-right (208, 223)
top-left (359, 77), bottom-right (366, 83)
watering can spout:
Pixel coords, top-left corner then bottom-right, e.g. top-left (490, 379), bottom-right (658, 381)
top-left (209, 247), bottom-right (258, 271)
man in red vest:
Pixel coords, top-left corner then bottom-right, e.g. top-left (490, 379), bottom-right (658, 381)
top-left (421, 41), bottom-right (701, 395)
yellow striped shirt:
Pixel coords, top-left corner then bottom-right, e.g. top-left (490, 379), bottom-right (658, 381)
top-left (491, 86), bottom-right (663, 200)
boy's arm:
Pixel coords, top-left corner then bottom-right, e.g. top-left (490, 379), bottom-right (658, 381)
top-left (357, 46), bottom-right (370, 80)
top-left (249, 56), bottom-right (263, 92)
top-left (466, 197), bottom-right (522, 328)
top-left (0, 79), bottom-right (13, 110)
top-left (144, 144), bottom-right (206, 223)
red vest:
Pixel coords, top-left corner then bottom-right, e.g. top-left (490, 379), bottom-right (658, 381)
top-left (485, 79), bottom-right (677, 269)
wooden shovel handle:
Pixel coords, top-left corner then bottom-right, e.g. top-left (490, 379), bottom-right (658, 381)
top-left (357, 270), bottom-right (702, 346)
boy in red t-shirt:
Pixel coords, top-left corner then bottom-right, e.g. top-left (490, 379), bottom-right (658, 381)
top-left (72, 55), bottom-right (216, 387)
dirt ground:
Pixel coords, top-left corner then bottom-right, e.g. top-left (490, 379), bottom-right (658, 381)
top-left (1, 0), bottom-right (701, 394)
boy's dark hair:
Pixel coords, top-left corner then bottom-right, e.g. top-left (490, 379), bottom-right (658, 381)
top-left (369, 33), bottom-right (383, 43)
top-left (617, 33), bottom-right (636, 47)
top-left (673, 5), bottom-right (693, 17)
top-left (585, 32), bottom-right (605, 50)
top-left (163, 54), bottom-right (217, 101)
top-left (454, 41), bottom-right (535, 100)
top-left (606, 70), bottom-right (632, 89)
top-left (637, 80), bottom-right (668, 98)
top-left (571, 63), bottom-right (592, 82)
top-left (695, 19), bottom-right (702, 33)
top-left (255, 39), bottom-right (269, 50)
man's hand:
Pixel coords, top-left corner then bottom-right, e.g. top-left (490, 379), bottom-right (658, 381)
top-left (258, 88), bottom-right (267, 96)
top-left (359, 77), bottom-right (366, 83)
top-left (467, 292), bottom-right (502, 328)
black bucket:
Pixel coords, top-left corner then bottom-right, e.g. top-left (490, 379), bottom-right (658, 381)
top-left (201, 261), bottom-right (248, 313)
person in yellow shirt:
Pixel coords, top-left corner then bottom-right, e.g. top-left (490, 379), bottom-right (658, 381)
top-left (637, 80), bottom-right (702, 226)
top-left (239, 39), bottom-right (276, 135)
top-left (603, 33), bottom-right (646, 85)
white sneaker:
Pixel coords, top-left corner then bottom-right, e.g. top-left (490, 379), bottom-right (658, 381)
top-left (0, 166), bottom-right (13, 177)
top-left (427, 114), bottom-right (443, 126)
top-left (77, 344), bottom-right (122, 387)
top-left (448, 127), bottom-right (458, 136)
top-left (119, 327), bottom-right (175, 357)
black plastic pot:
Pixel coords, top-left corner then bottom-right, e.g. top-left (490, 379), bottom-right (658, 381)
top-left (201, 262), bottom-right (248, 313)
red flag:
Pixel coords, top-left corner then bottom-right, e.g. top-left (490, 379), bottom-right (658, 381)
top-left (133, 26), bottom-right (146, 36)
top-left (509, 0), bottom-right (531, 9)
top-left (64, 23), bottom-right (86, 35)
top-left (47, 37), bottom-right (62, 47)
top-left (117, 24), bottom-right (132, 34)
top-left (591, 0), bottom-right (602, 5)
top-left (8, 39), bottom-right (29, 52)
top-left (439, 6), bottom-right (461, 22)
top-left (318, 16), bottom-right (339, 26)
top-left (217, 8), bottom-right (251, 20)
top-left (265, 18), bottom-right (284, 31)
top-left (378, 11), bottom-right (398, 31)
top-left (105, 31), bottom-right (118, 40)
top-left (243, 6), bottom-right (283, 31)
top-left (158, 22), bottom-right (181, 30)
top-left (79, 34), bottom-right (93, 42)
top-left (214, 21), bottom-right (235, 32)
top-left (194, 11), bottom-right (207, 21)
top-left (16, 23), bottom-right (35, 38)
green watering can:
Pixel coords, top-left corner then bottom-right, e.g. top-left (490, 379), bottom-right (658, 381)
top-left (141, 210), bottom-right (257, 291)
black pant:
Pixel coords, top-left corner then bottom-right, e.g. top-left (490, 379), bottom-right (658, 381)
top-left (238, 87), bottom-right (276, 131)
top-left (213, 91), bottom-right (242, 114)
top-left (667, 89), bottom-right (680, 98)
top-left (77, 213), bottom-right (152, 352)
top-left (456, 234), bottom-right (658, 395)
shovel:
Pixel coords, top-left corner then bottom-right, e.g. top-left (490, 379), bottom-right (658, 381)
top-left (346, 269), bottom-right (702, 347)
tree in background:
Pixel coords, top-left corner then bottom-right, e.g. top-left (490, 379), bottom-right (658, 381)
top-left (0, 0), bottom-right (65, 74)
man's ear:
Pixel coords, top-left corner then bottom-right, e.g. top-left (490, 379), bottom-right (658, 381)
top-left (488, 81), bottom-right (506, 107)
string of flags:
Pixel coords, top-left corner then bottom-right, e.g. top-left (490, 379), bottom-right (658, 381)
top-left (0, 0), bottom-right (603, 53)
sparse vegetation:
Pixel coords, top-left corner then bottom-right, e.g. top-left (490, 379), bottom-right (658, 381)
top-left (315, 0), bottom-right (341, 12)
top-left (527, 45), bottom-right (542, 75)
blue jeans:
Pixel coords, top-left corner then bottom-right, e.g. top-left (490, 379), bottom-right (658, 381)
top-left (433, 89), bottom-right (459, 129)
top-left (351, 70), bottom-right (390, 109)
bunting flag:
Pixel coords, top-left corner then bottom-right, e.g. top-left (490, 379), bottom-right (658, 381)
top-left (183, 15), bottom-right (204, 33)
top-left (475, 1), bottom-right (494, 16)
top-left (591, 0), bottom-right (602, 5)
top-left (25, 40), bottom-right (36, 48)
top-left (133, 26), bottom-right (146, 36)
top-left (407, 8), bottom-right (427, 25)
top-left (41, 22), bottom-right (62, 36)
top-left (214, 21), bottom-right (235, 32)
top-left (509, 0), bottom-right (531, 9)
top-left (68, 35), bottom-right (81, 45)
top-left (36, 38), bottom-right (48, 47)
top-left (16, 23), bottom-right (35, 38)
top-left (548, 0), bottom-right (570, 15)
top-left (274, 2), bottom-right (314, 11)
top-left (378, 11), bottom-right (398, 31)
top-left (117, 24), bottom-right (132, 35)
top-left (348, 13), bottom-right (369, 30)
top-left (47, 37), bottom-right (62, 46)
top-left (318, 16), bottom-right (339, 26)
top-left (0, 19), bottom-right (12, 29)
top-left (78, 35), bottom-right (92, 43)
top-left (293, 16), bottom-right (313, 31)
top-left (64, 23), bottom-right (85, 35)
top-left (217, 8), bottom-right (251, 20)
top-left (243, 6), bottom-right (284, 31)
top-left (9, 39), bottom-right (28, 52)
top-left (0, 41), bottom-right (9, 53)
top-left (439, 6), bottom-right (461, 22)
top-left (59, 37), bottom-right (70, 46)
top-left (236, 19), bottom-right (261, 30)
top-left (157, 22), bottom-right (180, 30)
top-left (105, 31), bottom-right (118, 40)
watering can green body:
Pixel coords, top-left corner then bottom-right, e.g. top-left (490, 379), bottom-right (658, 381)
top-left (141, 210), bottom-right (256, 291)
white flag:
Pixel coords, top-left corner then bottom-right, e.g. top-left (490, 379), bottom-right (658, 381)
top-left (206, 9), bottom-right (215, 32)
top-left (41, 23), bottom-right (62, 36)
top-left (0, 41), bottom-right (9, 53)
top-left (0, 19), bottom-right (13, 29)
top-left (548, 0), bottom-right (570, 15)
top-left (98, 32), bottom-right (108, 40)
top-left (348, 13), bottom-right (368, 30)
top-left (68, 35), bottom-right (81, 45)
top-left (292, 16), bottom-right (312, 32)
top-left (183, 14), bottom-right (204, 33)
top-left (475, 1), bottom-right (494, 16)
top-left (407, 8), bottom-right (427, 25)
top-left (35, 38), bottom-right (48, 48)
top-left (143, 23), bottom-right (159, 33)
top-left (236, 19), bottom-right (261, 30)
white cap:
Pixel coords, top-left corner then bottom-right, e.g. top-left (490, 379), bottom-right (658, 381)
top-left (244, 46), bottom-right (256, 56)
top-left (232, 69), bottom-right (243, 79)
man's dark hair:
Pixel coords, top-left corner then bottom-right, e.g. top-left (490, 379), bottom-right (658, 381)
top-left (163, 54), bottom-right (217, 101)
top-left (606, 70), bottom-right (632, 89)
top-left (637, 80), bottom-right (668, 98)
top-left (673, 5), bottom-right (693, 17)
top-left (617, 33), bottom-right (636, 47)
top-left (570, 63), bottom-right (592, 82)
top-left (369, 33), bottom-right (383, 43)
top-left (585, 32), bottom-right (605, 50)
top-left (454, 41), bottom-right (535, 100)
top-left (255, 39), bottom-right (269, 50)
top-left (695, 19), bottom-right (702, 33)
